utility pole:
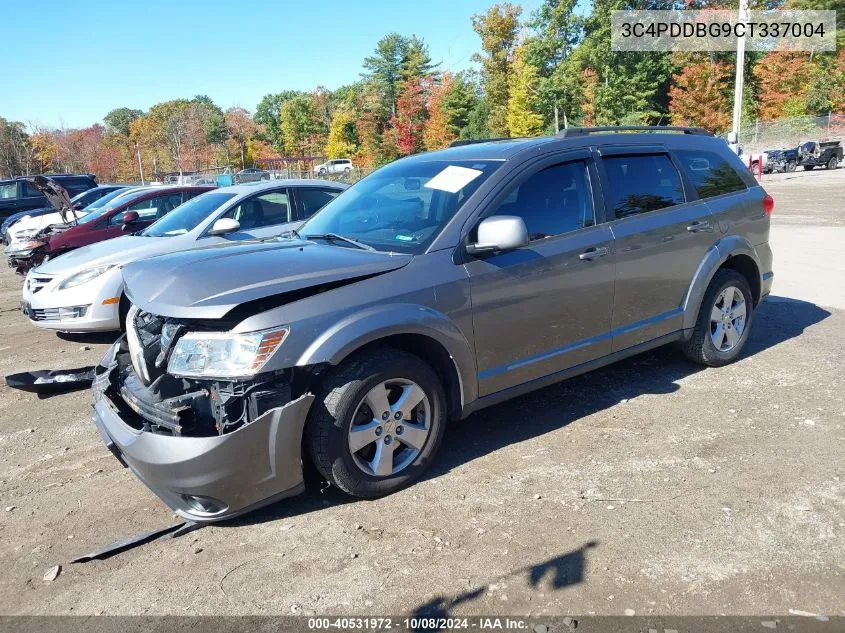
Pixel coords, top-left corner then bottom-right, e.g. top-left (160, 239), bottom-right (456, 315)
top-left (730, 0), bottom-right (750, 150)
top-left (135, 143), bottom-right (145, 185)
top-left (554, 103), bottom-right (560, 134)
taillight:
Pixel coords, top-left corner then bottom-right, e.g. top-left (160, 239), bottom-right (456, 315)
top-left (763, 192), bottom-right (774, 216)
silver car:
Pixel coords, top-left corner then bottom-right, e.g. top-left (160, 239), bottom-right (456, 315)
top-left (91, 127), bottom-right (774, 522)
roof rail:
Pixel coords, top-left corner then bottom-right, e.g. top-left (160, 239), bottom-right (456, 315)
top-left (557, 126), bottom-right (711, 138)
top-left (449, 137), bottom-right (511, 147)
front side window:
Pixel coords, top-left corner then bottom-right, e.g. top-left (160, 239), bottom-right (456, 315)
top-left (110, 193), bottom-right (182, 225)
top-left (297, 187), bottom-right (341, 219)
top-left (675, 149), bottom-right (747, 199)
top-left (222, 190), bottom-right (291, 229)
top-left (603, 154), bottom-right (685, 219)
top-left (494, 161), bottom-right (595, 241)
top-left (143, 192), bottom-right (237, 237)
top-left (300, 159), bottom-right (503, 254)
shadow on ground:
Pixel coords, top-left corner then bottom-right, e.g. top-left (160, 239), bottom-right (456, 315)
top-left (227, 296), bottom-right (831, 527)
top-left (410, 541), bottom-right (598, 620)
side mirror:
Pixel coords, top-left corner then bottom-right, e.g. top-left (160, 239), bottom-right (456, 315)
top-left (121, 211), bottom-right (140, 231)
top-left (208, 217), bottom-right (240, 236)
top-left (465, 215), bottom-right (529, 256)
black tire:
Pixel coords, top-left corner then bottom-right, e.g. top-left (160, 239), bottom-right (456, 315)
top-left (306, 348), bottom-right (447, 498)
top-left (826, 157), bottom-right (838, 170)
top-left (803, 165), bottom-right (815, 171)
top-left (682, 269), bottom-right (754, 367)
top-left (785, 161), bottom-right (796, 173)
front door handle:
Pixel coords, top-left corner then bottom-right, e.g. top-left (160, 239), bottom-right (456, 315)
top-left (579, 246), bottom-right (609, 261)
top-left (686, 220), bottom-right (713, 233)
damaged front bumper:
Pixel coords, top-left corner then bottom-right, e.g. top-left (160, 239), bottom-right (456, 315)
top-left (91, 341), bottom-right (314, 523)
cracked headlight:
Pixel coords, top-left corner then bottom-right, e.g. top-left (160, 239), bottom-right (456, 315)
top-left (58, 265), bottom-right (115, 290)
top-left (167, 327), bottom-right (289, 379)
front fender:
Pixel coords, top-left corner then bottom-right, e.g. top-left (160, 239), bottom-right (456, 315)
top-left (681, 235), bottom-right (761, 333)
top-left (296, 303), bottom-right (477, 410)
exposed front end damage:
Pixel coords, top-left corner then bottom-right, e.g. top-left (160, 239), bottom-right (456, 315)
top-left (91, 313), bottom-right (315, 522)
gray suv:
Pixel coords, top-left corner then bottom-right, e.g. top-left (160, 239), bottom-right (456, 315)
top-left (91, 126), bottom-right (774, 522)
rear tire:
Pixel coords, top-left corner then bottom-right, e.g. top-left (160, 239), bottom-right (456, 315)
top-left (306, 348), bottom-right (447, 499)
top-left (682, 269), bottom-right (754, 367)
top-left (827, 157), bottom-right (838, 170)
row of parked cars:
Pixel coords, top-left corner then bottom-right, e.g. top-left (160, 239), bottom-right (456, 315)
top-left (7, 127), bottom-right (774, 525)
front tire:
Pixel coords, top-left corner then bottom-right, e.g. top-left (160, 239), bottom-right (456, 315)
top-left (306, 348), bottom-right (447, 498)
top-left (827, 157), bottom-right (838, 170)
top-left (785, 160), bottom-right (796, 173)
top-left (682, 269), bottom-right (754, 367)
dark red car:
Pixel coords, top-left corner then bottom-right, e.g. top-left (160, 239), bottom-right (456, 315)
top-left (45, 185), bottom-right (215, 256)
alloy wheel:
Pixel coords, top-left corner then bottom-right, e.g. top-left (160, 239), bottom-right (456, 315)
top-left (710, 285), bottom-right (747, 352)
top-left (348, 379), bottom-right (431, 477)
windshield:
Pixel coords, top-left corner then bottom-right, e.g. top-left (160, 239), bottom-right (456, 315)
top-left (142, 192), bottom-right (237, 237)
top-left (78, 189), bottom-right (149, 225)
top-left (299, 158), bottom-right (502, 254)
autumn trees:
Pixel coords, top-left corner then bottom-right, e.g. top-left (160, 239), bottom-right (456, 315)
top-left (2, 0), bottom-right (844, 181)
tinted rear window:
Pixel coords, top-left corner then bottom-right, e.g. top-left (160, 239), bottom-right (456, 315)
top-left (603, 154), bottom-right (685, 219)
top-left (675, 149), bottom-right (747, 199)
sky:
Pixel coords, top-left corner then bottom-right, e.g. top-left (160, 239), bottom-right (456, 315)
top-left (1, 0), bottom-right (541, 129)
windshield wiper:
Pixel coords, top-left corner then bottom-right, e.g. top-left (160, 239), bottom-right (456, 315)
top-left (302, 233), bottom-right (375, 251)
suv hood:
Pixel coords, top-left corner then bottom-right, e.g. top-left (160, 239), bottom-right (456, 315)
top-left (36, 235), bottom-right (170, 275)
top-left (122, 240), bottom-right (412, 320)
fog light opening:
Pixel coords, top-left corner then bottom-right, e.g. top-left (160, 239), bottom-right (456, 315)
top-left (180, 494), bottom-right (228, 515)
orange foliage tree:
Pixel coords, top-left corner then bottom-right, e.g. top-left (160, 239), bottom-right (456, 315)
top-left (668, 58), bottom-right (734, 132)
top-left (752, 52), bottom-right (816, 120)
top-left (423, 73), bottom-right (456, 151)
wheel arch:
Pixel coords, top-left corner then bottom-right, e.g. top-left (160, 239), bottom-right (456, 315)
top-left (682, 237), bottom-right (762, 334)
top-left (295, 304), bottom-right (477, 419)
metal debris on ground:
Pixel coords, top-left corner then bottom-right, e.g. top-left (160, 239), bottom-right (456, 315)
top-left (70, 521), bottom-right (201, 563)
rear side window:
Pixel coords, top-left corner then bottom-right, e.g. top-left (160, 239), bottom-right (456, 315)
top-left (603, 154), bottom-right (685, 219)
top-left (495, 160), bottom-right (595, 241)
top-left (675, 149), bottom-right (747, 199)
top-left (297, 187), bottom-right (341, 219)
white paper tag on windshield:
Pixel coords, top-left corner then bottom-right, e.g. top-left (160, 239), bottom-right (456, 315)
top-left (424, 165), bottom-right (483, 193)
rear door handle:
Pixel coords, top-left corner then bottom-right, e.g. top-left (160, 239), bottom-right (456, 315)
top-left (686, 220), bottom-right (713, 232)
top-left (579, 246), bottom-right (609, 261)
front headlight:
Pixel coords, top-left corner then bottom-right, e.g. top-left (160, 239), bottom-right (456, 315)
top-left (167, 327), bottom-right (289, 379)
top-left (58, 265), bottom-right (115, 290)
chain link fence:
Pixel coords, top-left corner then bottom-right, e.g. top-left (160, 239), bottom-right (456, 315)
top-left (739, 113), bottom-right (845, 154)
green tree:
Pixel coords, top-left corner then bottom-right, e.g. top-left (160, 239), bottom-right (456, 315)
top-left (442, 71), bottom-right (479, 137)
top-left (471, 3), bottom-right (522, 136)
top-left (103, 108), bottom-right (143, 137)
top-left (254, 90), bottom-right (302, 152)
top-left (363, 33), bottom-right (437, 118)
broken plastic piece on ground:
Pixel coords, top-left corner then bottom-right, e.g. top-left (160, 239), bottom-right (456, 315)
top-left (5, 366), bottom-right (95, 396)
top-left (70, 521), bottom-right (199, 563)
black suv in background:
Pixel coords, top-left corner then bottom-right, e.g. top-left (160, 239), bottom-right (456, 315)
top-left (0, 174), bottom-right (98, 221)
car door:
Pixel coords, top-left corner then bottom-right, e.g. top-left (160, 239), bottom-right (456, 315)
top-left (213, 189), bottom-right (293, 240)
top-left (597, 146), bottom-right (714, 351)
top-left (464, 152), bottom-right (616, 397)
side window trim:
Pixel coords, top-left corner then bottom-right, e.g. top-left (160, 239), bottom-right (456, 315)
top-left (595, 148), bottom-right (691, 221)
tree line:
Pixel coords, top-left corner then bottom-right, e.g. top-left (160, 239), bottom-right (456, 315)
top-left (2, 0), bottom-right (844, 181)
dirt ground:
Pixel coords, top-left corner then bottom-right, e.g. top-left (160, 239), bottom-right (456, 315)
top-left (0, 168), bottom-right (843, 617)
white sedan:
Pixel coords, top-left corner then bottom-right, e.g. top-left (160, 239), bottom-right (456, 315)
top-left (21, 180), bottom-right (346, 332)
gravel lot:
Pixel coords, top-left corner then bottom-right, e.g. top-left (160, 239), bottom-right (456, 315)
top-left (0, 168), bottom-right (843, 617)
